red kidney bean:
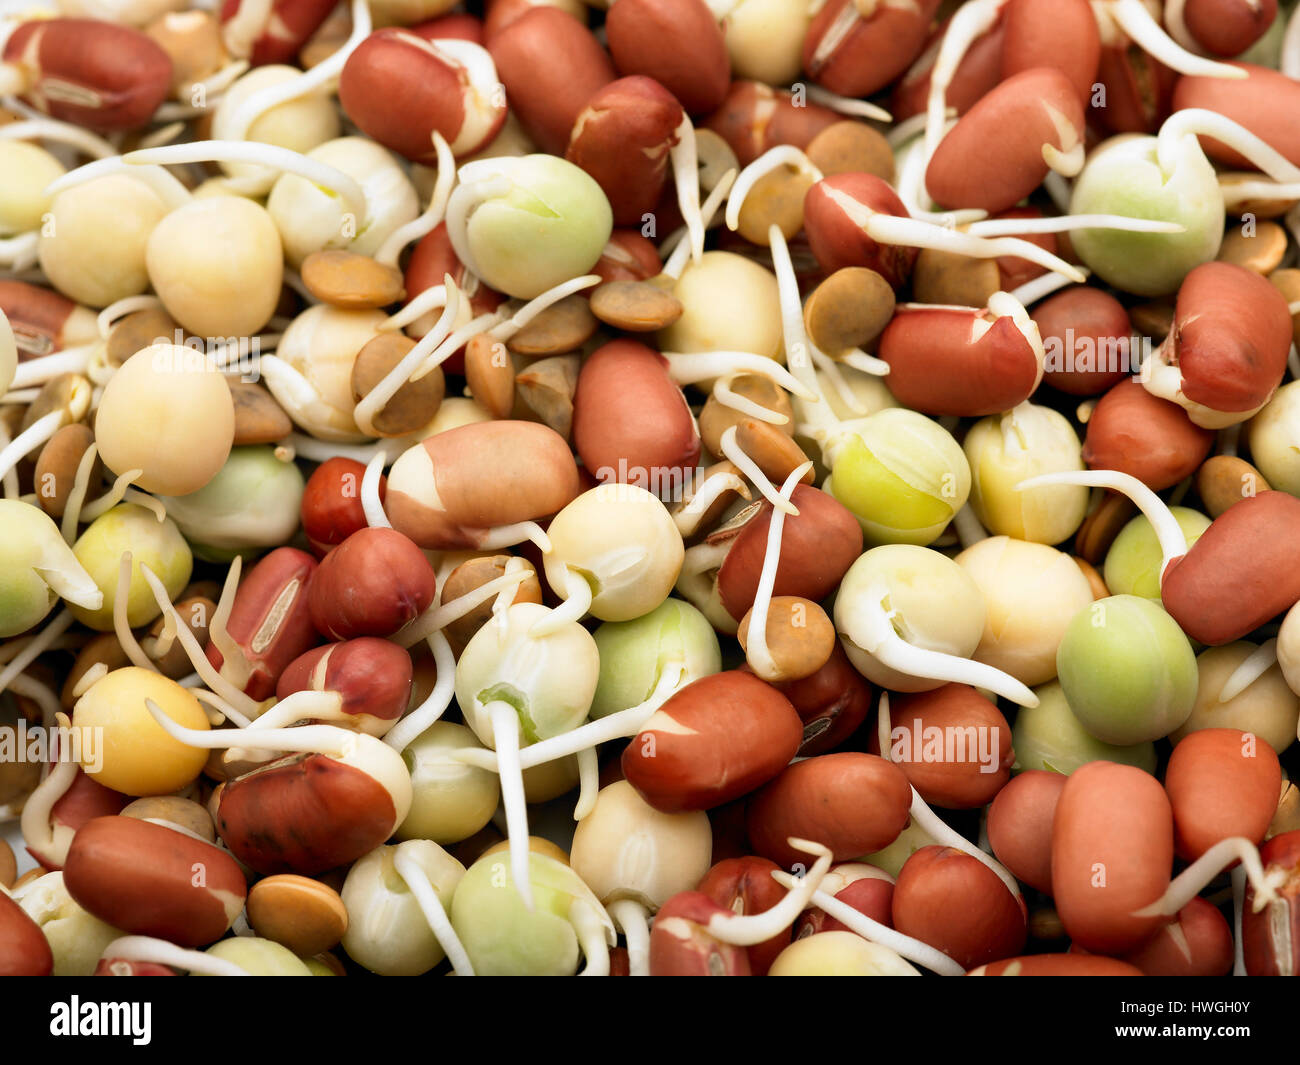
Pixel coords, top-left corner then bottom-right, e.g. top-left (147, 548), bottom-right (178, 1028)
top-left (746, 753), bottom-right (911, 868)
top-left (2, 18), bottom-right (171, 132)
top-left (483, 0), bottom-right (557, 43)
top-left (649, 891), bottom-right (751, 975)
top-left (986, 769), bottom-right (1065, 895)
top-left (487, 7), bottom-right (615, 155)
top-left (767, 642), bottom-right (873, 757)
top-left (63, 816), bottom-right (247, 948)
top-left (1161, 491), bottom-right (1300, 646)
top-left (716, 485), bottom-right (862, 623)
top-left (1242, 829), bottom-right (1299, 976)
top-left (0, 889), bottom-right (53, 976)
top-left (306, 526), bottom-right (436, 640)
top-left (219, 0), bottom-right (338, 66)
top-left (872, 685), bottom-right (1014, 809)
top-left (926, 68), bottom-right (1084, 213)
top-left (1165, 728), bottom-right (1282, 862)
top-left (215, 752), bottom-right (401, 875)
top-left (1183, 0), bottom-right (1277, 57)
top-left (339, 30), bottom-right (506, 163)
top-left (968, 954), bottom-right (1142, 976)
top-left (604, 0), bottom-right (729, 116)
top-left (1000, 0), bottom-right (1099, 103)
top-left (1032, 286), bottom-right (1133, 396)
top-left (877, 302), bottom-right (1042, 417)
top-left (593, 230), bottom-right (664, 283)
top-left (566, 77), bottom-right (684, 226)
top-left (1161, 261), bottom-right (1292, 417)
top-left (891, 13), bottom-right (1006, 121)
top-left (571, 340), bottom-right (700, 497)
top-left (892, 846), bottom-right (1027, 969)
top-left (0, 281), bottom-right (86, 359)
top-left (30, 765), bottom-right (128, 871)
top-left (803, 173), bottom-right (918, 290)
top-left (795, 863), bottom-right (895, 939)
top-left (276, 637), bottom-right (414, 730)
top-left (703, 81), bottom-right (840, 167)
top-left (410, 12), bottom-right (486, 45)
top-left (1120, 896), bottom-right (1234, 976)
top-left (1082, 378), bottom-right (1215, 491)
top-left (300, 457), bottom-right (381, 559)
top-left (801, 0), bottom-right (940, 99)
top-left (623, 670), bottom-right (802, 813)
top-left (1092, 41), bottom-right (1176, 135)
top-left (696, 856), bottom-right (787, 975)
top-left (1174, 65), bottom-right (1300, 168)
top-left (386, 420), bottom-right (582, 550)
top-left (1051, 761), bottom-right (1173, 955)
top-left (205, 547), bottom-right (321, 702)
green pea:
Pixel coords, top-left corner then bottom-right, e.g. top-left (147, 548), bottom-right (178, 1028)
top-left (200, 937), bottom-right (312, 975)
top-left (590, 599), bottom-right (721, 719)
top-left (1103, 506), bottom-right (1212, 600)
top-left (395, 722), bottom-right (501, 845)
top-left (0, 500), bottom-right (101, 637)
top-left (1055, 595), bottom-right (1198, 745)
top-left (1011, 680), bottom-right (1157, 776)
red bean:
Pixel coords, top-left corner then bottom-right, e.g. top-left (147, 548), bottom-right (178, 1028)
top-left (696, 856), bottom-right (787, 975)
top-left (703, 81), bottom-right (840, 167)
top-left (801, 0), bottom-right (940, 99)
top-left (1082, 378), bottom-right (1215, 491)
top-left (0, 889), bottom-right (54, 976)
top-left (31, 766), bottom-right (128, 870)
top-left (623, 670), bottom-right (802, 813)
top-left (746, 753), bottom-right (911, 868)
top-left (63, 816), bottom-right (247, 948)
top-left (926, 68), bottom-right (1084, 213)
top-left (874, 685), bottom-right (1014, 809)
top-left (592, 230), bottom-right (664, 283)
top-left (803, 173), bottom-right (918, 290)
top-left (1182, 0), bottom-right (1277, 57)
top-left (766, 642), bottom-right (872, 757)
top-left (1000, 0), bottom-right (1099, 102)
top-left (1165, 728), bottom-right (1282, 861)
top-left (205, 547), bottom-right (321, 701)
top-left (1242, 829), bottom-right (1300, 976)
top-left (300, 457), bottom-right (382, 557)
top-left (572, 339), bottom-right (700, 496)
top-left (1051, 761), bottom-right (1173, 955)
top-left (3, 18), bottom-right (171, 132)
top-left (1093, 42), bottom-right (1177, 135)
top-left (892, 846), bottom-right (1027, 969)
top-left (986, 769), bottom-right (1065, 895)
top-left (1173, 64), bottom-right (1300, 167)
top-left (968, 954), bottom-right (1142, 976)
top-left (604, 0), bottom-right (729, 116)
top-left (648, 891), bottom-right (751, 975)
top-left (1162, 491), bottom-right (1300, 646)
top-left (219, 0), bottom-right (338, 66)
top-left (1121, 897), bottom-right (1233, 976)
top-left (276, 638), bottom-right (414, 730)
top-left (306, 526), bottom-right (436, 640)
top-left (410, 12), bottom-right (486, 45)
top-left (1031, 286), bottom-right (1133, 396)
top-left (891, 14), bottom-right (1005, 121)
top-left (795, 864), bottom-right (894, 939)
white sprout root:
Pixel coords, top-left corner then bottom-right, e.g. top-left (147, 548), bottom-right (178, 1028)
top-left (607, 898), bottom-right (651, 977)
top-left (713, 373), bottom-right (789, 425)
top-left (361, 451), bottom-right (391, 528)
top-left (98, 936), bottom-right (248, 977)
top-left (666, 351), bottom-right (815, 401)
top-left (572, 897), bottom-right (614, 976)
top-left (669, 114), bottom-right (706, 264)
top-left (1218, 638), bottom-right (1279, 703)
top-left (724, 146), bottom-right (824, 234)
top-left (906, 785), bottom-right (1023, 901)
top-left (392, 847), bottom-right (476, 977)
top-left (395, 567), bottom-right (533, 649)
top-left (718, 425), bottom-right (800, 517)
top-left (112, 552), bottom-right (158, 673)
top-left (1105, 0), bottom-right (1250, 80)
top-left (0, 610), bottom-right (71, 698)
top-left (846, 581), bottom-right (1039, 706)
top-left (529, 566), bottom-right (593, 638)
top-left (1132, 837), bottom-right (1287, 919)
top-left (1157, 109), bottom-right (1300, 187)
top-left (485, 699), bottom-right (534, 911)
top-left (384, 631), bottom-right (456, 753)
top-left (802, 82), bottom-right (892, 123)
top-left (376, 132), bottom-right (456, 268)
top-left (487, 274), bottom-right (602, 343)
top-left (672, 468), bottom-right (750, 537)
top-left (475, 520), bottom-right (553, 553)
top-left (574, 744), bottom-right (600, 821)
top-left (745, 461), bottom-right (815, 680)
top-left (1015, 469), bottom-right (1188, 580)
top-left (19, 711), bottom-right (76, 861)
top-left (661, 168), bottom-right (737, 280)
top-left (704, 838), bottom-right (832, 945)
top-left (963, 214), bottom-right (1185, 237)
top-left (0, 410), bottom-right (63, 483)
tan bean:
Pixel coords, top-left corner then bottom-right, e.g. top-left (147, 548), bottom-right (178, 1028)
top-left (698, 374), bottom-right (793, 455)
top-left (514, 354), bottom-right (579, 440)
top-left (1268, 268), bottom-right (1300, 350)
top-left (247, 874), bottom-right (349, 957)
top-left (301, 249), bottom-right (404, 310)
top-left (1196, 455), bottom-right (1270, 519)
top-left (0, 837), bottom-right (15, 889)
top-left (1220, 172), bottom-right (1299, 219)
top-left (806, 120), bottom-right (895, 182)
top-left (1074, 491), bottom-right (1137, 565)
top-left (734, 419), bottom-right (813, 486)
top-left (439, 555), bottom-right (543, 653)
top-left (1268, 778), bottom-right (1300, 839)
top-left (1127, 301), bottom-right (1174, 342)
top-left (22, 373), bottom-right (90, 432)
top-left (694, 128), bottom-right (739, 192)
top-left (145, 595), bottom-right (216, 679)
top-left (506, 295), bottom-right (598, 356)
top-left (106, 308), bottom-right (179, 367)
top-left (144, 10), bottom-right (225, 96)
top-left (1217, 221), bottom-right (1287, 275)
top-left (228, 381), bottom-right (293, 446)
top-left (1028, 907), bottom-right (1067, 942)
top-left (34, 423), bottom-right (99, 518)
top-left (11, 868), bottom-right (43, 892)
top-left (464, 333), bottom-right (515, 420)
top-left (351, 333), bottom-right (445, 437)
top-left (60, 633), bottom-right (130, 711)
top-left (1074, 556), bottom-right (1110, 600)
top-left (589, 280), bottom-right (683, 332)
top-left (738, 595), bottom-right (836, 681)
top-left (734, 167), bottom-right (814, 244)
top-left (803, 267), bottom-right (895, 355)
top-left (910, 248), bottom-right (999, 308)
top-left (120, 796), bottom-right (215, 842)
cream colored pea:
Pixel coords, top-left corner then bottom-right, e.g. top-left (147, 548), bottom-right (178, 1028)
top-left (722, 0), bottom-right (809, 85)
top-left (120, 796), bottom-right (215, 841)
top-left (768, 931), bottom-right (920, 976)
top-left (38, 174), bottom-right (167, 308)
top-left (956, 537), bottom-right (1095, 687)
top-left (0, 141), bottom-right (64, 235)
top-left (201, 937), bottom-right (313, 976)
top-left (1171, 642), bottom-right (1299, 755)
top-left (482, 837), bottom-right (571, 866)
top-left (247, 875), bottom-right (349, 957)
top-left (146, 196), bottom-right (284, 339)
top-left (395, 721), bottom-right (501, 845)
top-left (1246, 381), bottom-right (1300, 496)
top-left (95, 344), bottom-right (235, 495)
top-left (18, 872), bottom-right (123, 977)
top-left (211, 64), bottom-right (341, 194)
top-left (659, 251), bottom-right (783, 359)
top-left (72, 666), bottom-right (211, 796)
top-left (1279, 601), bottom-right (1300, 699)
top-left (521, 754), bottom-right (582, 804)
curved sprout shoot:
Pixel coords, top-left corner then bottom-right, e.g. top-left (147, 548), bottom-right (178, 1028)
top-left (713, 374), bottom-right (789, 425)
top-left (964, 215), bottom-right (1185, 237)
top-left (573, 896), bottom-right (613, 976)
top-left (382, 284), bottom-right (447, 333)
top-left (1231, 865), bottom-right (1248, 976)
top-left (574, 744), bottom-right (599, 821)
top-left (704, 838), bottom-right (831, 945)
top-left (530, 566), bottom-right (593, 638)
top-left (802, 82), bottom-right (891, 122)
top-left (395, 568), bottom-right (533, 649)
top-left (923, 0), bottom-right (1008, 163)
top-left (746, 462), bottom-right (815, 680)
top-left (669, 115), bottom-right (706, 264)
top-left (607, 897), bottom-right (650, 976)
top-left (1218, 638), bottom-right (1279, 704)
top-left (0, 411), bottom-right (63, 483)
top-left (413, 311), bottom-right (504, 380)
top-left (1158, 109), bottom-right (1300, 186)
top-left (662, 168), bottom-right (736, 280)
top-left (43, 159), bottom-right (191, 210)
top-left (907, 784), bottom-right (1023, 900)
top-left (475, 521), bottom-right (552, 553)
top-left (113, 552), bottom-right (158, 673)
top-left (384, 630), bottom-right (456, 753)
top-left (718, 425), bottom-right (800, 516)
top-left (1106, 0), bottom-right (1249, 79)
top-left (725, 146), bottom-right (824, 232)
top-left (673, 469), bottom-right (750, 537)
top-left (99, 936), bottom-right (249, 976)
top-left (487, 274), bottom-right (602, 342)
top-left (20, 711), bottom-right (76, 860)
top-left (486, 699), bottom-right (534, 911)
top-left (376, 132), bottom-right (457, 268)
top-left (1008, 269), bottom-right (1081, 307)
top-left (665, 350), bottom-right (815, 401)
top-left (361, 451), bottom-right (391, 529)
top-left (838, 348), bottom-right (891, 378)
top-left (0, 118), bottom-right (116, 159)
top-left (392, 846), bottom-right (476, 977)
top-left (1132, 837), bottom-right (1286, 918)
top-left (10, 346), bottom-right (94, 391)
